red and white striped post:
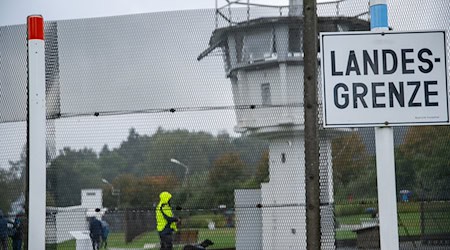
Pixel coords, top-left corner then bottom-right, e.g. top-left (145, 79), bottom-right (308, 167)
top-left (27, 15), bottom-right (46, 250)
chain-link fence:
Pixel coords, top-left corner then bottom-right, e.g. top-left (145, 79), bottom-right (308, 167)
top-left (0, 0), bottom-right (449, 249)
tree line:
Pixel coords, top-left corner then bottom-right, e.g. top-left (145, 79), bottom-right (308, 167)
top-left (331, 126), bottom-right (450, 203)
top-left (1, 125), bottom-right (449, 213)
top-left (46, 127), bottom-right (269, 209)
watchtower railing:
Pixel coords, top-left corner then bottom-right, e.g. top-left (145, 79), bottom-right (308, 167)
top-left (215, 0), bottom-right (369, 28)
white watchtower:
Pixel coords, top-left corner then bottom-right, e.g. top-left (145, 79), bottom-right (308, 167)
top-left (199, 1), bottom-right (369, 249)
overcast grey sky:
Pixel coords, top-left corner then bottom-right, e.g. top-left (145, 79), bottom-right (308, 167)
top-left (0, 0), bottom-right (214, 26)
top-left (0, 0), bottom-right (344, 169)
top-left (0, 0), bottom-right (304, 26)
top-left (0, 0), bottom-right (224, 168)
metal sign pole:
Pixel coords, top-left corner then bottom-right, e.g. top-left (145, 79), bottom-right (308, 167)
top-left (27, 15), bottom-right (46, 250)
top-left (370, 1), bottom-right (400, 249)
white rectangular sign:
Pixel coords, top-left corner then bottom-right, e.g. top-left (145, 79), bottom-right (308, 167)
top-left (320, 30), bottom-right (448, 127)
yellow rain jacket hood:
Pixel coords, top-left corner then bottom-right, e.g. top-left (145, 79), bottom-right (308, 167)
top-left (156, 191), bottom-right (177, 232)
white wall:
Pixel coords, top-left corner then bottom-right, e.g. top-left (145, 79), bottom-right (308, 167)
top-left (261, 137), bottom-right (307, 250)
top-left (258, 136), bottom-right (335, 250)
top-left (46, 189), bottom-right (103, 244)
top-left (56, 207), bottom-right (89, 243)
top-left (235, 189), bottom-right (263, 250)
top-left (81, 189), bottom-right (102, 209)
top-left (233, 65), bottom-right (304, 131)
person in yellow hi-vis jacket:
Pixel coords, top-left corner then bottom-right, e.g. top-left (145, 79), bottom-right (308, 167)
top-left (156, 191), bottom-right (180, 250)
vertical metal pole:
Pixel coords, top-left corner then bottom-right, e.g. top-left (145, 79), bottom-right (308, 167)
top-left (374, 127), bottom-right (399, 249)
top-left (27, 15), bottom-right (46, 250)
top-left (117, 192), bottom-right (120, 209)
top-left (370, 1), bottom-right (400, 249)
top-left (215, 0), bottom-right (218, 29)
top-left (290, 0), bottom-right (304, 16)
top-left (228, 2), bottom-right (232, 26)
top-left (247, 0), bottom-right (250, 22)
top-left (420, 183), bottom-right (425, 243)
top-left (303, 0), bottom-right (320, 249)
top-left (336, 1), bottom-right (340, 16)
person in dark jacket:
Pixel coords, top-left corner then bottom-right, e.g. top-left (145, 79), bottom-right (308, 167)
top-left (156, 191), bottom-right (179, 250)
top-left (0, 210), bottom-right (8, 250)
top-left (11, 213), bottom-right (24, 250)
top-left (89, 209), bottom-right (104, 250)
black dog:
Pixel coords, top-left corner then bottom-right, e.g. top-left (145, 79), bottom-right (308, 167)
top-left (182, 239), bottom-right (214, 250)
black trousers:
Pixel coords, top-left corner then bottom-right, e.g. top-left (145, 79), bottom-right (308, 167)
top-left (159, 233), bottom-right (173, 250)
top-left (91, 235), bottom-right (101, 250)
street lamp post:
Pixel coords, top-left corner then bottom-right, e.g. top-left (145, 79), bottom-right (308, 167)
top-left (102, 178), bottom-right (120, 209)
top-left (170, 158), bottom-right (191, 208)
top-left (170, 158), bottom-right (189, 188)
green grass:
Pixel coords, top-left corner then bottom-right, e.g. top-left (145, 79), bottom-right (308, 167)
top-left (336, 210), bottom-right (450, 239)
top-left (57, 203), bottom-right (450, 248)
top-left (198, 228), bottom-right (235, 249)
top-left (336, 213), bottom-right (371, 225)
top-left (53, 240), bottom-right (75, 249)
top-left (335, 212), bottom-right (422, 239)
top-left (138, 228), bottom-right (235, 249)
top-left (398, 212), bottom-right (422, 236)
top-left (56, 228), bottom-right (235, 250)
top-left (181, 214), bottom-right (228, 228)
top-left (335, 230), bottom-right (357, 240)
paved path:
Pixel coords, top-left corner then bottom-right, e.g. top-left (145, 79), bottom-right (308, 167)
top-left (337, 241), bottom-right (450, 250)
top-left (108, 243), bottom-right (156, 250)
top-left (109, 240), bottom-right (450, 249)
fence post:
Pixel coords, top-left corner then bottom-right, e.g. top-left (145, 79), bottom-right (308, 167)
top-left (27, 15), bottom-right (46, 250)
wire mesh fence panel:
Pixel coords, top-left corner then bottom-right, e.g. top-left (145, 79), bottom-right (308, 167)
top-left (0, 0), bottom-right (449, 250)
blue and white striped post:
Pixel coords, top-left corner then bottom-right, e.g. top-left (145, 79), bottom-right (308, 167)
top-left (370, 1), bottom-right (400, 250)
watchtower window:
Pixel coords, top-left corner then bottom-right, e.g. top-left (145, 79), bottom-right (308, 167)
top-left (289, 28), bottom-right (302, 53)
top-left (261, 83), bottom-right (272, 106)
top-left (235, 33), bottom-right (244, 63)
top-left (243, 29), bottom-right (274, 61)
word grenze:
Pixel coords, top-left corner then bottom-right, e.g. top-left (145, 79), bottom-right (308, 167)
top-left (331, 48), bottom-right (440, 109)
